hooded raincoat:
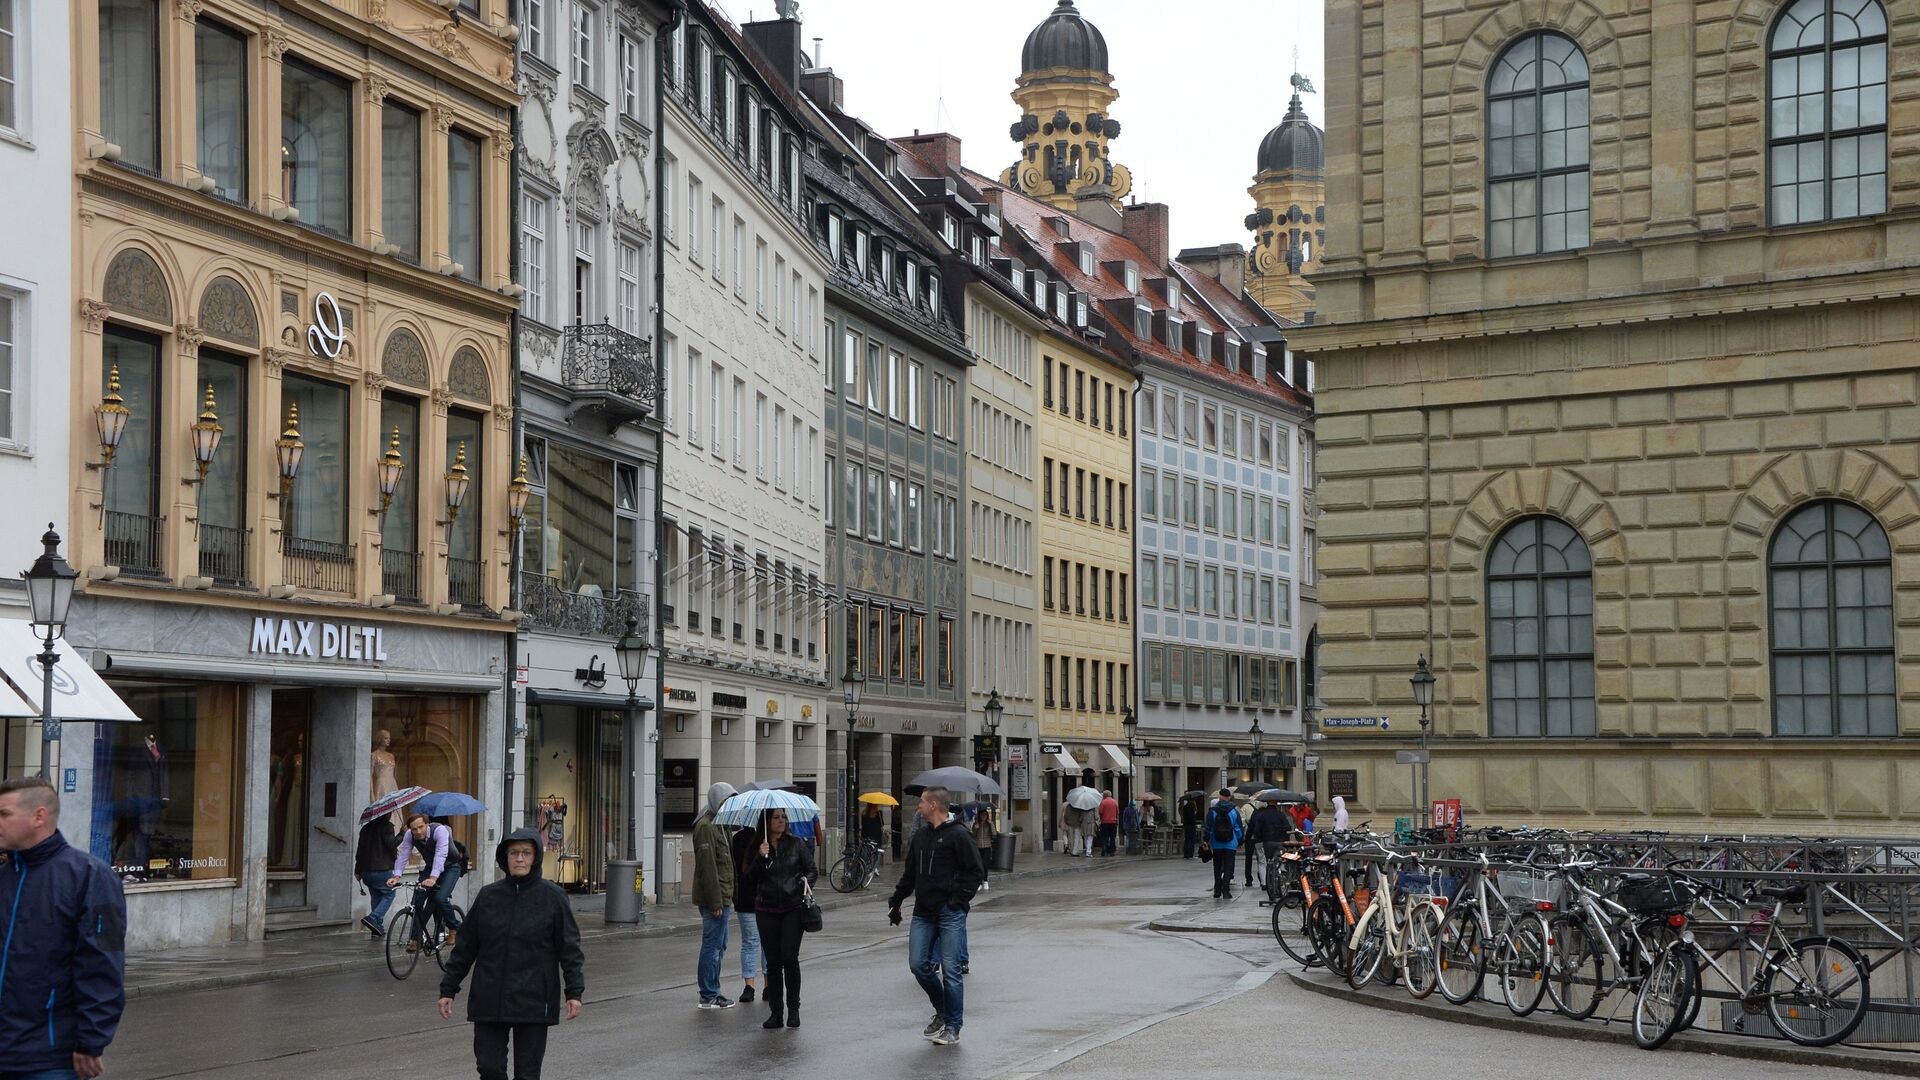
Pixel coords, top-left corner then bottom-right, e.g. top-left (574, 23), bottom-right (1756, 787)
top-left (438, 828), bottom-right (586, 1024)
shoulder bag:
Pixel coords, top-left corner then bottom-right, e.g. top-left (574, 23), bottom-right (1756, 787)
top-left (800, 877), bottom-right (824, 933)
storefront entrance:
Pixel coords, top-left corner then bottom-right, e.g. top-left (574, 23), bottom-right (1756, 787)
top-left (529, 705), bottom-right (630, 892)
top-left (266, 689), bottom-right (312, 910)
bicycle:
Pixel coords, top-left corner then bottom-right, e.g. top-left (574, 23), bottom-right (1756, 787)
top-left (1632, 876), bottom-right (1870, 1050)
top-left (1540, 860), bottom-right (1690, 1022)
top-left (1270, 841), bottom-right (1344, 968)
top-left (1433, 849), bottom-right (1553, 1015)
top-left (828, 838), bottom-right (884, 893)
top-left (386, 878), bottom-right (468, 981)
top-left (1344, 845), bottom-right (1445, 998)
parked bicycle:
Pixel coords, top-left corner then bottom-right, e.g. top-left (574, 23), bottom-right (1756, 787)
top-left (1343, 843), bottom-right (1445, 998)
top-left (828, 838), bottom-right (884, 893)
top-left (1433, 849), bottom-right (1552, 1016)
top-left (386, 877), bottom-right (467, 981)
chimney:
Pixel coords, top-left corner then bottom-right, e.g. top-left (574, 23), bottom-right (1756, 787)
top-left (743, 18), bottom-right (803, 91)
top-left (894, 132), bottom-right (963, 176)
top-left (1177, 243), bottom-right (1247, 298)
top-left (1072, 184), bottom-right (1123, 232)
top-left (800, 68), bottom-right (844, 111)
top-left (1122, 202), bottom-right (1171, 268)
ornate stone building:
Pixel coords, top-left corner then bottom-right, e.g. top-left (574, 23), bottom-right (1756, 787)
top-left (1246, 83), bottom-right (1326, 324)
top-left (999, 0), bottom-right (1132, 216)
top-left (1295, 0), bottom-right (1920, 833)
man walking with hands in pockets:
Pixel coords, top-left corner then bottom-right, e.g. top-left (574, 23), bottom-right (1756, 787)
top-left (888, 786), bottom-right (984, 1047)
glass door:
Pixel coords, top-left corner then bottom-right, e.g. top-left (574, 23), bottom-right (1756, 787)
top-left (267, 690), bottom-right (312, 878)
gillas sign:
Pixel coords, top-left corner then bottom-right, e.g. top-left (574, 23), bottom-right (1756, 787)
top-left (250, 616), bottom-right (390, 663)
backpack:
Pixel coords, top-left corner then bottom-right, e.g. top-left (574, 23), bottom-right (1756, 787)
top-left (1210, 805), bottom-right (1234, 843)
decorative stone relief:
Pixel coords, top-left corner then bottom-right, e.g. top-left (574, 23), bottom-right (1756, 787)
top-left (382, 328), bottom-right (431, 389)
top-left (564, 121), bottom-right (617, 220)
top-left (363, 370), bottom-right (389, 398)
top-left (493, 402), bottom-right (514, 430)
top-left (365, 73), bottom-right (391, 105)
top-left (175, 323), bottom-right (206, 358)
top-left (263, 23), bottom-right (291, 60)
top-left (447, 347), bottom-right (492, 404)
top-left (101, 249), bottom-right (172, 324)
top-left (197, 276), bottom-right (259, 346)
top-left (172, 0), bottom-right (203, 21)
top-left (78, 299), bottom-right (112, 334)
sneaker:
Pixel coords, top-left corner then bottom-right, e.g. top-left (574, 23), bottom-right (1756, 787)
top-left (444, 929), bottom-right (457, 951)
top-left (361, 915), bottom-right (384, 937)
top-left (923, 1014), bottom-right (946, 1038)
top-left (698, 995), bottom-right (737, 1010)
top-left (740, 985), bottom-right (756, 1004)
top-left (960, 963), bottom-right (970, 975)
top-left (931, 1027), bottom-right (960, 1046)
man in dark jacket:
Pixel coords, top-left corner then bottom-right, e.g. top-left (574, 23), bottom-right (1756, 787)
top-left (887, 786), bottom-right (983, 1047)
top-left (1179, 792), bottom-right (1201, 861)
top-left (355, 816), bottom-right (402, 937)
top-left (1246, 801), bottom-right (1291, 894)
top-left (438, 827), bottom-right (585, 1080)
top-left (0, 775), bottom-right (126, 1080)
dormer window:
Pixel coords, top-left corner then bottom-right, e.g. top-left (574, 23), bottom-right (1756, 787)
top-left (1133, 304), bottom-right (1152, 339)
top-left (1032, 276), bottom-right (1046, 307)
top-left (925, 271), bottom-right (941, 313)
top-left (1078, 247), bottom-right (1094, 275)
top-left (824, 209), bottom-right (843, 261)
top-left (1073, 296), bottom-right (1088, 328)
top-left (854, 228), bottom-right (869, 276)
top-left (1166, 279), bottom-right (1182, 308)
top-left (905, 259), bottom-right (920, 301)
top-left (1164, 315), bottom-right (1182, 351)
top-left (1124, 266), bottom-right (1139, 293)
top-left (970, 234), bottom-right (986, 264)
top-left (1196, 327), bottom-right (1212, 360)
top-left (942, 217), bottom-right (959, 246)
top-left (1053, 287), bottom-right (1067, 321)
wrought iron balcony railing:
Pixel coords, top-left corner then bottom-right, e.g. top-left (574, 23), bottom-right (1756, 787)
top-left (283, 536), bottom-right (356, 593)
top-left (561, 322), bottom-right (656, 429)
top-left (382, 548), bottom-right (422, 604)
top-left (198, 523), bottom-right (249, 584)
top-left (448, 556), bottom-right (485, 609)
top-left (105, 510), bottom-right (165, 576)
top-left (518, 572), bottom-right (651, 640)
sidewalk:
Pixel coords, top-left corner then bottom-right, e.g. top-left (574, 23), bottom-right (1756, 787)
top-left (124, 849), bottom-right (1151, 999)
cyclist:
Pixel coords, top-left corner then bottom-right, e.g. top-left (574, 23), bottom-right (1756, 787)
top-left (388, 812), bottom-right (467, 954)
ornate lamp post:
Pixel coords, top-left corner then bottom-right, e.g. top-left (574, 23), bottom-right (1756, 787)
top-left (1248, 716), bottom-right (1265, 782)
top-left (842, 665), bottom-right (864, 853)
top-left (22, 526), bottom-right (79, 779)
top-left (1120, 705), bottom-right (1138, 852)
top-left (614, 616), bottom-right (650, 881)
top-left (982, 687), bottom-right (1003, 787)
top-left (376, 427), bottom-right (406, 517)
top-left (1410, 654), bottom-right (1436, 828)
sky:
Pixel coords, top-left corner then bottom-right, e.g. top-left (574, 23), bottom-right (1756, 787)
top-left (713, 0), bottom-right (1328, 257)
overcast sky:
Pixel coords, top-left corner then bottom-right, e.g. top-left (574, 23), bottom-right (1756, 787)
top-left (715, 0), bottom-right (1327, 257)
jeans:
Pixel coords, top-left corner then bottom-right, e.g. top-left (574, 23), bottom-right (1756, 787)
top-left (1212, 849), bottom-right (1236, 896)
top-left (362, 871), bottom-right (397, 927)
top-left (697, 907), bottom-right (731, 999)
top-left (756, 908), bottom-right (804, 1011)
top-left (909, 907), bottom-right (967, 1031)
top-left (473, 1021), bottom-right (549, 1080)
top-left (1098, 823), bottom-right (1117, 856)
top-left (2, 1070), bottom-right (83, 1080)
top-left (412, 866), bottom-right (464, 941)
top-left (734, 906), bottom-right (763, 982)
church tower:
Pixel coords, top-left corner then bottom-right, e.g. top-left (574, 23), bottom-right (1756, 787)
top-left (1246, 79), bottom-right (1326, 322)
top-left (1002, 1), bottom-right (1132, 216)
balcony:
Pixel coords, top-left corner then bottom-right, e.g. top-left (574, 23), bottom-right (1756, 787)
top-left (519, 572), bottom-right (650, 639)
top-left (283, 536), bottom-right (356, 594)
top-left (198, 524), bottom-right (250, 585)
top-left (105, 510), bottom-right (165, 576)
top-left (448, 556), bottom-right (486, 609)
top-left (382, 548), bottom-right (422, 604)
top-left (561, 322), bottom-right (656, 431)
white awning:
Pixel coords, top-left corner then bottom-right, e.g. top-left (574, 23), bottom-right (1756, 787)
top-left (1047, 748), bottom-right (1082, 773)
top-left (1099, 743), bottom-right (1134, 774)
top-left (0, 621), bottom-right (141, 723)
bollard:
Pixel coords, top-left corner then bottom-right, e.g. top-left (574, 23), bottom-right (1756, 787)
top-left (605, 860), bottom-right (642, 923)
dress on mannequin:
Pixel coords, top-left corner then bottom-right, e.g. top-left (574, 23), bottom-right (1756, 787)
top-left (370, 730), bottom-right (401, 831)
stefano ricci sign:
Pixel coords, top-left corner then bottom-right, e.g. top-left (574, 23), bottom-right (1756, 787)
top-left (250, 616), bottom-right (390, 663)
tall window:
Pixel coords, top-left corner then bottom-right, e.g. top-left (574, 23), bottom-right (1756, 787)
top-left (0, 0), bottom-right (16, 132)
top-left (380, 393), bottom-right (421, 595)
top-left (524, 0), bottom-right (547, 63)
top-left (102, 328), bottom-right (162, 570)
top-left (196, 350), bottom-right (248, 580)
top-left (1486, 516), bottom-right (1594, 736)
top-left (1770, 501), bottom-right (1895, 736)
top-left (616, 240), bottom-right (642, 333)
top-left (447, 129), bottom-right (483, 279)
top-left (446, 408), bottom-right (484, 598)
top-left (1486, 32), bottom-right (1589, 257)
top-left (99, 0), bottom-right (160, 170)
top-left (195, 20), bottom-right (248, 201)
top-left (282, 373), bottom-right (350, 547)
top-left (282, 59), bottom-right (353, 236)
top-left (0, 290), bottom-right (13, 442)
top-left (620, 34), bottom-right (642, 120)
top-left (1768, 0), bottom-right (1888, 225)
top-left (571, 4), bottom-right (596, 91)
top-left (522, 192), bottom-right (549, 323)
top-left (381, 101), bottom-right (422, 260)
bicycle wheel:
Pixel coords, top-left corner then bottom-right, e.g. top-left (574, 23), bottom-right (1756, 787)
top-left (386, 909), bottom-right (419, 980)
top-left (860, 857), bottom-right (881, 890)
top-left (1546, 915), bottom-right (1605, 1020)
top-left (1435, 905), bottom-right (1483, 1005)
top-left (829, 854), bottom-right (860, 893)
top-left (1271, 893), bottom-right (1319, 968)
top-left (1764, 936), bottom-right (1870, 1047)
top-left (1347, 907), bottom-right (1387, 990)
top-left (1497, 913), bottom-right (1550, 1017)
top-left (1633, 945), bottom-right (1698, 1051)
top-left (428, 906), bottom-right (464, 970)
top-left (1402, 902), bottom-right (1443, 999)
top-left (1307, 895), bottom-right (1349, 979)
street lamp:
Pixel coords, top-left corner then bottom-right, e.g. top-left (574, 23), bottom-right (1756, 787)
top-left (842, 665), bottom-right (864, 852)
top-left (1120, 705), bottom-right (1138, 852)
top-left (188, 384), bottom-right (224, 483)
top-left (376, 427), bottom-right (406, 517)
top-left (443, 442), bottom-right (472, 526)
top-left (982, 687), bottom-right (1004, 791)
top-left (1410, 654), bottom-right (1436, 828)
top-left (22, 526), bottom-right (79, 780)
top-left (1248, 716), bottom-right (1265, 782)
top-left (613, 615), bottom-right (650, 872)
top-left (273, 402), bottom-right (304, 500)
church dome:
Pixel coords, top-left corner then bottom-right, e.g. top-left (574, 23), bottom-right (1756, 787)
top-left (1257, 93), bottom-right (1325, 175)
top-left (1021, 1), bottom-right (1109, 74)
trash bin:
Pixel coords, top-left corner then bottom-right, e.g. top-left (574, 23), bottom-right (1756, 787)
top-left (992, 833), bottom-right (1017, 873)
top-left (605, 860), bottom-right (642, 923)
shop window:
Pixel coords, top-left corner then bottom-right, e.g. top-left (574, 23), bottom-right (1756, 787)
top-left (530, 444), bottom-right (616, 595)
top-left (97, 679), bottom-right (244, 884)
top-left (100, 0), bottom-right (160, 171)
top-left (375, 694), bottom-right (480, 858)
top-left (282, 58), bottom-right (353, 236)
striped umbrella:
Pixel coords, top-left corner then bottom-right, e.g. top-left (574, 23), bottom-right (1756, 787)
top-left (360, 786), bottom-right (430, 825)
top-left (714, 788), bottom-right (822, 829)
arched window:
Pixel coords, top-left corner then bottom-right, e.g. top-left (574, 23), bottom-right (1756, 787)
top-left (1486, 32), bottom-right (1590, 258)
top-left (1769, 501), bottom-right (1895, 736)
top-left (1486, 517), bottom-right (1594, 736)
top-left (1769, 0), bottom-right (1887, 225)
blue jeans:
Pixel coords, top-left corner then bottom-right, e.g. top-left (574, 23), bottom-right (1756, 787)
top-left (909, 907), bottom-right (967, 1031)
top-left (362, 871), bottom-right (398, 927)
top-left (411, 866), bottom-right (463, 941)
top-left (697, 907), bottom-right (730, 999)
top-left (3, 1070), bottom-right (83, 1080)
top-left (735, 906), bottom-right (762, 981)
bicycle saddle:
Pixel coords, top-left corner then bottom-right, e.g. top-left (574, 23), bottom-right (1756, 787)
top-left (1757, 883), bottom-right (1807, 903)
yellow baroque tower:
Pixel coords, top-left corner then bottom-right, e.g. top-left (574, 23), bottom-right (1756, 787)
top-left (1246, 83), bottom-right (1326, 322)
top-left (1001, 1), bottom-right (1132, 214)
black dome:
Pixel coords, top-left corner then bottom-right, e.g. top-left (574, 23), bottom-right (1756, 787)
top-left (1257, 93), bottom-right (1325, 175)
top-left (1022, 1), bottom-right (1109, 74)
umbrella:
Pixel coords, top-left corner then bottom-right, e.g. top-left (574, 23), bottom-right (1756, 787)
top-left (714, 788), bottom-right (822, 829)
top-left (741, 778), bottom-right (798, 792)
top-left (858, 791), bottom-right (900, 807)
top-left (1232, 781), bottom-right (1274, 798)
top-left (360, 786), bottom-right (430, 825)
top-left (1065, 786), bottom-right (1102, 811)
top-left (1253, 788), bottom-right (1313, 804)
top-left (1181, 789), bottom-right (1209, 802)
top-left (412, 791), bottom-right (486, 817)
top-left (904, 766), bottom-right (1003, 797)
top-left (1139, 792), bottom-right (1163, 802)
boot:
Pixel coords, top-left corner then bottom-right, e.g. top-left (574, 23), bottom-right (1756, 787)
top-left (785, 1003), bottom-right (800, 1028)
top-left (763, 1003), bottom-right (784, 1029)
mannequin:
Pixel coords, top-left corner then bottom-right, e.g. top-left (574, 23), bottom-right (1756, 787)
top-left (371, 729), bottom-right (401, 830)
top-left (269, 731), bottom-right (306, 869)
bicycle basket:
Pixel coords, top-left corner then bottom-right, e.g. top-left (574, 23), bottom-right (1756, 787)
top-left (1616, 874), bottom-right (1691, 915)
top-left (1395, 870), bottom-right (1437, 897)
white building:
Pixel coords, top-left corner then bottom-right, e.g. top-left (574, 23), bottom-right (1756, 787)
top-left (654, 3), bottom-right (831, 869)
top-left (0, 0), bottom-right (74, 775)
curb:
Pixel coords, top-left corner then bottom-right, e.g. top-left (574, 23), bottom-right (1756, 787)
top-left (1282, 970), bottom-right (1920, 1078)
top-left (126, 856), bottom-right (1138, 1000)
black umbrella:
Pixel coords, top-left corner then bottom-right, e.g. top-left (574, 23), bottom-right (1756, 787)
top-left (1181, 789), bottom-right (1209, 801)
top-left (904, 766), bottom-right (1003, 797)
top-left (1232, 781), bottom-right (1274, 797)
top-left (1252, 788), bottom-right (1313, 804)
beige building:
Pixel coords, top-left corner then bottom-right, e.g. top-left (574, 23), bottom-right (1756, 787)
top-left (1295, 0), bottom-right (1920, 833)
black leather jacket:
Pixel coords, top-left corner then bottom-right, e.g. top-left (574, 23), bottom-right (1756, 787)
top-left (745, 833), bottom-right (817, 912)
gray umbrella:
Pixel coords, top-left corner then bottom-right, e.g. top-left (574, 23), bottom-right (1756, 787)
top-left (904, 766), bottom-right (1003, 797)
top-left (741, 778), bottom-right (798, 791)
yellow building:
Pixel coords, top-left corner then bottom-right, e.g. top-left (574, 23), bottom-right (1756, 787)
top-left (1246, 82), bottom-right (1325, 324)
top-left (1296, 0), bottom-right (1920, 835)
top-left (67, 0), bottom-right (520, 948)
top-left (1000, 0), bottom-right (1132, 215)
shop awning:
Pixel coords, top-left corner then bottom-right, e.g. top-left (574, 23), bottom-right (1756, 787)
top-left (1047, 748), bottom-right (1082, 773)
top-left (1099, 743), bottom-right (1134, 774)
top-left (0, 621), bottom-right (140, 723)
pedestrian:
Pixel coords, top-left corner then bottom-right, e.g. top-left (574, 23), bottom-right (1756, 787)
top-left (861, 802), bottom-right (886, 856)
top-left (1205, 788), bottom-right (1244, 899)
top-left (1077, 803), bottom-right (1099, 856)
top-left (1120, 799), bottom-right (1141, 853)
top-left (437, 828), bottom-right (585, 1080)
top-left (741, 808), bottom-right (816, 1029)
top-left (1246, 799), bottom-right (1290, 893)
top-left (888, 786), bottom-right (983, 1047)
top-left (1332, 794), bottom-right (1350, 832)
top-left (389, 812), bottom-right (466, 953)
top-left (691, 782), bottom-right (737, 1009)
top-left (970, 802), bottom-right (995, 891)
top-left (1096, 790), bottom-right (1119, 856)
top-left (1057, 798), bottom-right (1081, 857)
top-left (1179, 792), bottom-right (1200, 861)
top-left (1239, 794), bottom-right (1260, 887)
top-left (728, 822), bottom-right (764, 1005)
top-left (355, 814), bottom-right (402, 937)
top-left (0, 776), bottom-right (126, 1080)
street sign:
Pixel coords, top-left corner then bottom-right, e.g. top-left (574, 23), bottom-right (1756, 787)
top-left (1303, 753), bottom-right (1319, 772)
top-left (1130, 745), bottom-right (1152, 757)
top-left (1323, 716), bottom-right (1385, 729)
top-left (1395, 750), bottom-right (1431, 765)
top-left (1039, 741), bottom-right (1063, 754)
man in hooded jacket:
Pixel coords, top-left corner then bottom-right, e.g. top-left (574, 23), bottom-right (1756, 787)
top-left (438, 828), bottom-right (585, 1080)
top-left (887, 786), bottom-right (983, 1047)
top-left (691, 781), bottom-right (737, 1008)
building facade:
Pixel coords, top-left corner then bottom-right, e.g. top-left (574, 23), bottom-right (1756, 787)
top-left (1297, 0), bottom-right (1920, 833)
top-left (69, 0), bottom-right (519, 947)
top-left (511, 0), bottom-right (670, 892)
top-left (654, 5), bottom-right (830, 872)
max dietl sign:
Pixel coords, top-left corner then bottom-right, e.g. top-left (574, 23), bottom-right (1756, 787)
top-left (250, 616), bottom-right (389, 663)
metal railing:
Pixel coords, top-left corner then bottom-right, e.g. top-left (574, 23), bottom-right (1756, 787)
top-left (382, 548), bottom-right (422, 603)
top-left (105, 510), bottom-right (164, 575)
top-left (197, 523), bottom-right (249, 584)
top-left (517, 572), bottom-right (649, 639)
top-left (448, 556), bottom-right (485, 608)
top-left (561, 323), bottom-right (656, 423)
top-left (282, 536), bottom-right (356, 593)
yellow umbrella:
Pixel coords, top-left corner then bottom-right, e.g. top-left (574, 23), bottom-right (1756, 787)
top-left (858, 791), bottom-right (900, 807)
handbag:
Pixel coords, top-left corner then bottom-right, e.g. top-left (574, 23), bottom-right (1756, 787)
top-left (800, 878), bottom-right (824, 933)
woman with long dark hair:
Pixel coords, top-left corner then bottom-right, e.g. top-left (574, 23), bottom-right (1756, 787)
top-left (742, 808), bottom-right (816, 1029)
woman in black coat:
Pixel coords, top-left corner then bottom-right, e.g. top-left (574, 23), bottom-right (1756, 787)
top-left (740, 808), bottom-right (816, 1030)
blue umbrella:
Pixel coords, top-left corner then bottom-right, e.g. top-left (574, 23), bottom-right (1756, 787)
top-left (714, 788), bottom-right (821, 829)
top-left (411, 791), bottom-right (487, 817)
